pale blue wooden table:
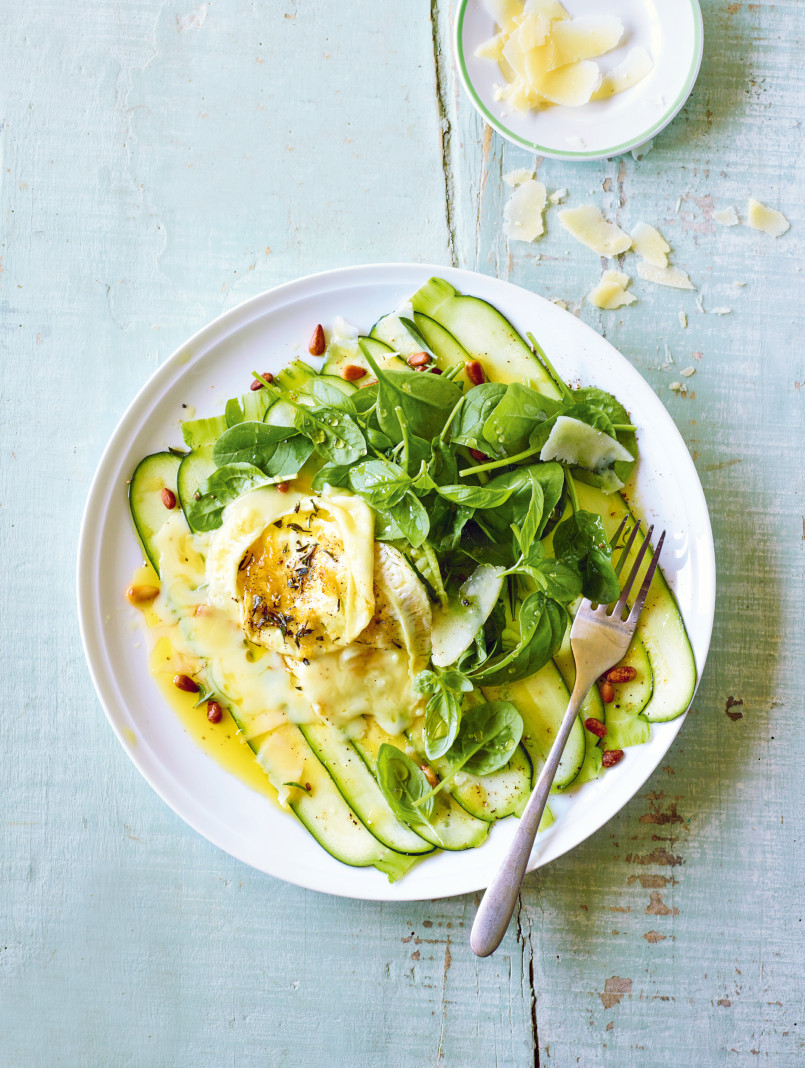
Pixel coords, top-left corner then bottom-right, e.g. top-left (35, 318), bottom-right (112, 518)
top-left (2, 2), bottom-right (803, 1064)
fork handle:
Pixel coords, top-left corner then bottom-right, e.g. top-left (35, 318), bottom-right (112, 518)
top-left (470, 675), bottom-right (594, 958)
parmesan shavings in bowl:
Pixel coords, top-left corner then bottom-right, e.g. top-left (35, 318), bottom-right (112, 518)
top-left (476, 0), bottom-right (653, 114)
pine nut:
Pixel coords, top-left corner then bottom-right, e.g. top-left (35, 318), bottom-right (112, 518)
top-left (420, 763), bottom-right (439, 788)
top-left (341, 364), bottom-right (367, 381)
top-left (160, 488), bottom-right (176, 510)
top-left (407, 351), bottom-right (431, 368)
top-left (599, 680), bottom-right (615, 704)
top-left (276, 481), bottom-right (290, 493)
top-left (173, 674), bottom-right (199, 694)
top-left (250, 372), bottom-right (274, 391)
top-left (308, 324), bottom-right (326, 356)
top-left (465, 360), bottom-right (486, 386)
top-left (469, 448), bottom-right (488, 462)
top-left (602, 749), bottom-right (624, 768)
top-left (126, 584), bottom-right (159, 605)
top-left (605, 665), bottom-right (638, 684)
top-left (206, 700), bottom-right (223, 724)
top-left (584, 717), bottom-right (607, 738)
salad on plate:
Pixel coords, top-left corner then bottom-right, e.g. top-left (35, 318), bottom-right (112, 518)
top-left (126, 276), bottom-right (696, 882)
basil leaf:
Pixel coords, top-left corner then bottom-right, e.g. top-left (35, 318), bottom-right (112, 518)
top-left (552, 510), bottom-right (620, 603)
top-left (444, 701), bottom-right (523, 777)
top-left (423, 687), bottom-right (462, 761)
top-left (513, 543), bottom-right (583, 604)
top-left (478, 464), bottom-right (564, 546)
top-left (376, 743), bottom-right (436, 827)
top-left (349, 458), bottom-right (411, 507)
top-left (388, 492), bottom-right (430, 547)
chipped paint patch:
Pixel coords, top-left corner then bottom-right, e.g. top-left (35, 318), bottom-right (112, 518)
top-left (643, 930), bottom-right (667, 943)
top-left (599, 976), bottom-right (633, 1009)
top-left (645, 892), bottom-right (679, 917)
top-left (625, 847), bottom-right (684, 866)
top-left (725, 696), bottom-right (744, 721)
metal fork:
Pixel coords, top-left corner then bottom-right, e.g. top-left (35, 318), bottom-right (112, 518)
top-left (470, 520), bottom-right (666, 958)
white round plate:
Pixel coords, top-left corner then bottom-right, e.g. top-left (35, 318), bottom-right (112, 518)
top-left (455, 0), bottom-right (704, 161)
top-left (77, 264), bottom-right (715, 902)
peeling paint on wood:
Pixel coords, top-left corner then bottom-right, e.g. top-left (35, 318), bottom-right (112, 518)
top-left (1, 0), bottom-right (803, 1065)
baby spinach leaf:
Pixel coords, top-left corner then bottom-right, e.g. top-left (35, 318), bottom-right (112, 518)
top-left (349, 458), bottom-right (411, 508)
top-left (482, 383), bottom-right (561, 455)
top-left (509, 542), bottom-right (583, 604)
top-left (388, 492), bottom-right (430, 547)
top-left (470, 592), bottom-right (566, 685)
top-left (213, 421), bottom-right (309, 474)
top-left (472, 464), bottom-right (563, 549)
top-left (311, 462), bottom-right (352, 492)
top-left (359, 342), bottom-right (463, 444)
top-left (306, 378), bottom-right (358, 412)
top-left (552, 510), bottom-right (620, 603)
top-left (450, 383), bottom-right (507, 455)
top-left (376, 743), bottom-right (437, 831)
top-left (436, 482), bottom-right (515, 509)
top-left (264, 436), bottom-right (315, 478)
top-left (444, 701), bottom-right (523, 777)
top-left (184, 462), bottom-right (271, 532)
top-left (292, 405), bottom-right (366, 465)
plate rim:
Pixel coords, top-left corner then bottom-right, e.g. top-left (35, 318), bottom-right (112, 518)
top-left (453, 0), bottom-right (704, 162)
top-left (76, 262), bottom-right (716, 901)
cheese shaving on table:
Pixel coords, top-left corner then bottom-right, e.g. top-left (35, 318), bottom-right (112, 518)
top-left (558, 204), bottom-right (631, 256)
top-left (503, 167), bottom-right (535, 187)
top-left (475, 1), bottom-right (651, 113)
top-left (713, 207), bottom-right (739, 227)
top-left (588, 270), bottom-right (636, 310)
top-left (503, 179), bottom-right (547, 242)
top-left (708, 306), bottom-right (732, 315)
top-left (679, 311), bottom-right (687, 328)
top-left (630, 222), bottom-right (670, 268)
top-left (549, 188), bottom-right (568, 204)
top-left (680, 366), bottom-right (696, 378)
top-left (746, 198), bottom-right (790, 238)
top-left (637, 261), bottom-right (695, 290)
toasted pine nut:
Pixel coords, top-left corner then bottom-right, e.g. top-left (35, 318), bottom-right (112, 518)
top-left (599, 680), bottom-right (615, 704)
top-left (206, 700), bottom-right (223, 724)
top-left (602, 749), bottom-right (624, 768)
top-left (250, 372), bottom-right (274, 391)
top-left (469, 448), bottom-right (488, 463)
top-left (465, 360), bottom-right (486, 386)
top-left (420, 763), bottom-right (439, 789)
top-left (605, 665), bottom-right (638, 684)
top-left (276, 481), bottom-right (290, 493)
top-left (126, 584), bottom-right (159, 605)
top-left (584, 717), bottom-right (607, 738)
top-left (407, 351), bottom-right (431, 368)
top-left (173, 674), bottom-right (199, 694)
top-left (308, 324), bottom-right (326, 356)
top-left (160, 488), bottom-right (176, 510)
top-left (341, 364), bottom-right (367, 381)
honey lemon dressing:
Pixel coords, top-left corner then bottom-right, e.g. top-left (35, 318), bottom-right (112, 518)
top-left (130, 481), bottom-right (430, 806)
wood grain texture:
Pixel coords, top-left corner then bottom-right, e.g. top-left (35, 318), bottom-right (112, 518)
top-left (1, 1), bottom-right (802, 1065)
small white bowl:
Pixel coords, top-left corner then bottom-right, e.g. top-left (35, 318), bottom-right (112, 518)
top-left (455, 0), bottom-right (704, 161)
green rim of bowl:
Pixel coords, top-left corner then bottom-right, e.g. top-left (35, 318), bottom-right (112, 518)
top-left (454, 0), bottom-right (704, 161)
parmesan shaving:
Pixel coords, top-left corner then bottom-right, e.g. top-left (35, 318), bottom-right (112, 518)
top-left (558, 204), bottom-right (631, 256)
top-left (679, 311), bottom-right (687, 328)
top-left (503, 167), bottom-right (536, 187)
top-left (549, 188), bottom-right (568, 204)
top-left (713, 207), bottom-right (739, 227)
top-left (592, 46), bottom-right (654, 101)
top-left (708, 306), bottom-right (731, 315)
top-left (588, 270), bottom-right (636, 310)
top-left (637, 261), bottom-right (695, 290)
top-left (680, 366), bottom-right (696, 378)
top-left (504, 179), bottom-right (547, 242)
top-left (746, 198), bottom-right (790, 238)
top-left (630, 222), bottom-right (670, 268)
